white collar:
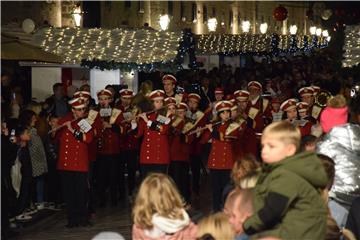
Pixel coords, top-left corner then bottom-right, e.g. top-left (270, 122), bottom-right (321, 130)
top-left (251, 95), bottom-right (260, 105)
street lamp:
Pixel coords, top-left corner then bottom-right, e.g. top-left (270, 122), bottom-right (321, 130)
top-left (242, 20), bottom-right (250, 33)
top-left (309, 26), bottom-right (316, 35)
top-left (72, 4), bottom-right (82, 27)
top-left (159, 14), bottom-right (170, 31)
top-left (207, 18), bottom-right (218, 32)
top-left (259, 23), bottom-right (268, 34)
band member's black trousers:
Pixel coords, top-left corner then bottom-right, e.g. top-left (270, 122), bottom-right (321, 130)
top-left (120, 150), bottom-right (138, 197)
top-left (210, 169), bottom-right (231, 212)
top-left (87, 161), bottom-right (95, 214)
top-left (169, 161), bottom-right (191, 204)
top-left (140, 164), bottom-right (168, 180)
top-left (190, 154), bottom-right (201, 195)
top-left (60, 171), bottom-right (88, 225)
top-left (96, 154), bottom-right (121, 206)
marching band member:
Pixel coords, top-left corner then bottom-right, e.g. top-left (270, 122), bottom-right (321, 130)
top-left (233, 90), bottom-right (258, 158)
top-left (134, 90), bottom-right (171, 177)
top-left (297, 101), bottom-right (317, 124)
top-left (162, 74), bottom-right (178, 98)
top-left (73, 90), bottom-right (102, 215)
top-left (298, 86), bottom-right (322, 122)
top-left (96, 89), bottom-right (125, 207)
top-left (208, 87), bottom-right (225, 121)
top-left (54, 97), bottom-right (94, 227)
top-left (186, 93), bottom-right (207, 196)
top-left (200, 101), bottom-right (240, 212)
top-left (165, 97), bottom-right (177, 120)
top-left (280, 99), bottom-right (312, 137)
top-left (118, 89), bottom-right (140, 200)
top-left (168, 102), bottom-right (194, 205)
top-left (270, 97), bottom-right (283, 122)
top-left (245, 81), bottom-right (273, 134)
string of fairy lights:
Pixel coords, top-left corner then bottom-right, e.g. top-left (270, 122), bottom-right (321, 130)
top-left (31, 27), bottom-right (329, 71)
top-left (342, 25), bottom-right (360, 68)
top-left (31, 27), bottom-right (182, 65)
top-left (196, 34), bottom-right (329, 55)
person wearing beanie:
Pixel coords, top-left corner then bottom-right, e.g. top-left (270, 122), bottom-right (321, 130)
top-left (320, 95), bottom-right (348, 134)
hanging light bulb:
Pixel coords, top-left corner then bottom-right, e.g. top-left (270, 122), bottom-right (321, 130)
top-left (207, 18), bottom-right (218, 32)
top-left (309, 26), bottom-right (316, 35)
top-left (159, 14), bottom-right (170, 31)
top-left (242, 20), bottom-right (250, 33)
top-left (327, 36), bottom-right (331, 42)
top-left (316, 28), bottom-right (322, 36)
top-left (322, 30), bottom-right (329, 37)
top-left (289, 25), bottom-right (297, 35)
top-left (259, 23), bottom-right (268, 34)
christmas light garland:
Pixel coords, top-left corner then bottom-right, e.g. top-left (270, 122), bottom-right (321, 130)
top-left (196, 33), bottom-right (329, 56)
top-left (31, 27), bottom-right (329, 72)
top-left (31, 27), bottom-right (182, 65)
top-left (342, 24), bottom-right (360, 68)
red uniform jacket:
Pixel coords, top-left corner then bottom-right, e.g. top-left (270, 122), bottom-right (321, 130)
top-left (200, 121), bottom-right (240, 170)
top-left (135, 112), bottom-right (170, 165)
top-left (119, 106), bottom-right (140, 152)
top-left (169, 118), bottom-right (194, 162)
top-left (186, 110), bottom-right (207, 156)
top-left (245, 97), bottom-right (272, 133)
top-left (233, 118), bottom-right (258, 160)
top-left (298, 120), bottom-right (313, 137)
top-left (56, 113), bottom-right (94, 172)
top-left (87, 109), bottom-right (102, 162)
top-left (97, 108), bottom-right (125, 155)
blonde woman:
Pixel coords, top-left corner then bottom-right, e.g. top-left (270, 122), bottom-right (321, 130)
top-left (197, 212), bottom-right (235, 240)
top-left (132, 173), bottom-right (197, 240)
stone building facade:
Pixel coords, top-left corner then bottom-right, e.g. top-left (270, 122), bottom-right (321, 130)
top-left (1, 1), bottom-right (311, 35)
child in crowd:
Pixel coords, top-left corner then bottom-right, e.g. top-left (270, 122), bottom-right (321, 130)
top-left (19, 110), bottom-right (48, 210)
top-left (231, 155), bottom-right (260, 189)
top-left (242, 121), bottom-right (328, 239)
top-left (317, 154), bottom-right (349, 231)
top-left (300, 134), bottom-right (318, 152)
top-left (43, 114), bottom-right (62, 208)
top-left (197, 212), bottom-right (235, 240)
top-left (132, 173), bottom-right (197, 240)
top-left (14, 126), bottom-right (33, 221)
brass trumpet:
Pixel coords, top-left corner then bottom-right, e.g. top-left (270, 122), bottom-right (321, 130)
top-left (314, 90), bottom-right (332, 108)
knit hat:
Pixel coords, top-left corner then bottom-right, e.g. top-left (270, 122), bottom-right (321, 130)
top-left (320, 95), bottom-right (348, 133)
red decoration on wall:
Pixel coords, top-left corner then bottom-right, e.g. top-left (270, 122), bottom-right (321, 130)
top-left (273, 6), bottom-right (288, 21)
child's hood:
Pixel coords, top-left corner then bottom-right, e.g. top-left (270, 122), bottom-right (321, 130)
top-left (276, 151), bottom-right (328, 189)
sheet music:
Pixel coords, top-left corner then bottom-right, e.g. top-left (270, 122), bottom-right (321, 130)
top-left (78, 119), bottom-right (92, 133)
top-left (100, 108), bottom-right (112, 117)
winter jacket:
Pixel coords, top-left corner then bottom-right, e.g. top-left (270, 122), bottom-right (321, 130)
top-left (243, 151), bottom-right (328, 239)
top-left (28, 127), bottom-right (48, 177)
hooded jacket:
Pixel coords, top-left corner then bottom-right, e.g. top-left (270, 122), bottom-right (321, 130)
top-left (243, 151), bottom-right (328, 239)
